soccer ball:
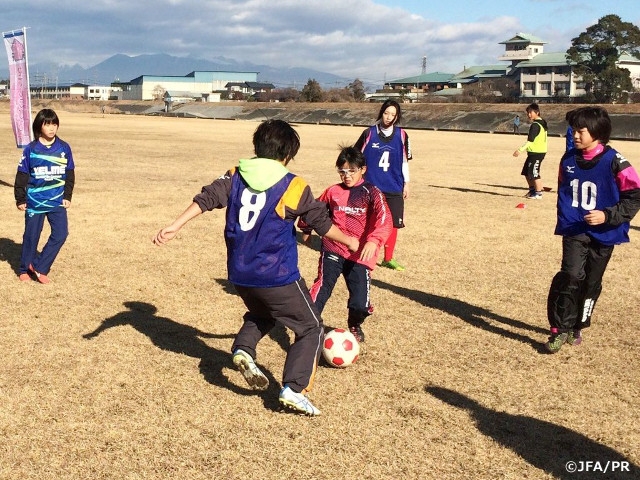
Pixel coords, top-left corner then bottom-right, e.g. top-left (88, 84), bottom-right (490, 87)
top-left (322, 328), bottom-right (360, 368)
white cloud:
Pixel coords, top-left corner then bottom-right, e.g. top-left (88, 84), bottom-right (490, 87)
top-left (0, 0), bottom-right (601, 85)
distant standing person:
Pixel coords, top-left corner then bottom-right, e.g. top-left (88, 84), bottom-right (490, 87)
top-left (14, 108), bottom-right (76, 284)
top-left (565, 109), bottom-right (576, 153)
top-left (513, 114), bottom-right (520, 134)
top-left (546, 106), bottom-right (640, 352)
top-left (354, 99), bottom-right (412, 271)
top-left (513, 103), bottom-right (548, 199)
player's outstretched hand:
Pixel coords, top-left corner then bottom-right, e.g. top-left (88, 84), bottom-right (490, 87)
top-left (153, 227), bottom-right (178, 245)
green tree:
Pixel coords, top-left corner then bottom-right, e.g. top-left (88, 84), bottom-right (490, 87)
top-left (300, 78), bottom-right (323, 102)
top-left (566, 14), bottom-right (640, 103)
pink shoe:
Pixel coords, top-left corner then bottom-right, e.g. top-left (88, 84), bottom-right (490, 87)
top-left (29, 264), bottom-right (50, 284)
top-left (19, 273), bottom-right (31, 282)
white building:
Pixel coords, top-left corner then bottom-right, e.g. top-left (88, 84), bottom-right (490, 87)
top-left (500, 32), bottom-right (639, 100)
top-left (86, 85), bottom-right (121, 101)
top-left (117, 71), bottom-right (259, 101)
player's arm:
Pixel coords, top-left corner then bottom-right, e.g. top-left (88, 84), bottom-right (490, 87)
top-left (402, 131), bottom-right (411, 199)
top-left (154, 170), bottom-right (232, 245)
top-left (353, 129), bottom-right (369, 152)
top-left (14, 171), bottom-right (28, 210)
top-left (601, 158), bottom-right (640, 225)
top-left (153, 202), bottom-right (203, 245)
top-left (514, 123), bottom-right (539, 156)
top-left (297, 188), bottom-right (330, 243)
top-left (63, 169), bottom-right (75, 208)
top-left (285, 180), bottom-right (358, 251)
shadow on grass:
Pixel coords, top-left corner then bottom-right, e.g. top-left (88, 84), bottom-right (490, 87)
top-left (0, 178), bottom-right (14, 188)
top-left (429, 184), bottom-right (514, 197)
top-left (296, 230), bottom-right (321, 252)
top-left (631, 225), bottom-right (639, 232)
top-left (476, 183), bottom-right (525, 192)
top-left (82, 301), bottom-right (282, 411)
top-left (371, 279), bottom-right (549, 352)
top-left (427, 386), bottom-right (639, 480)
top-left (213, 278), bottom-right (293, 354)
top-left (0, 237), bottom-right (22, 275)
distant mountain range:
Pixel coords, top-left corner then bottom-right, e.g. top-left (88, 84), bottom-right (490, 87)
top-left (0, 53), bottom-right (357, 90)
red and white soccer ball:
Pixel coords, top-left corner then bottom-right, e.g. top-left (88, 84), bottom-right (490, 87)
top-left (322, 328), bottom-right (360, 368)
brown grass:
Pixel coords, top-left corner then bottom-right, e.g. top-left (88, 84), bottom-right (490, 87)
top-left (1, 106), bottom-right (638, 480)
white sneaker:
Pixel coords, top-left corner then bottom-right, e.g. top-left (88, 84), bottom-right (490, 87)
top-left (232, 349), bottom-right (269, 390)
top-left (278, 386), bottom-right (321, 416)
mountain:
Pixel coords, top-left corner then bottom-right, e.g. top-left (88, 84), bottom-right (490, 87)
top-left (0, 53), bottom-right (354, 89)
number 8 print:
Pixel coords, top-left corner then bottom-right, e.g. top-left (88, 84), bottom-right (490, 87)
top-left (239, 188), bottom-right (266, 231)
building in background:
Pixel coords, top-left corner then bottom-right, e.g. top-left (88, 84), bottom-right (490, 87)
top-left (116, 71), bottom-right (259, 101)
top-left (383, 32), bottom-right (640, 102)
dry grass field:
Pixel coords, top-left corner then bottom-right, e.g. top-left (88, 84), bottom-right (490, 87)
top-left (0, 105), bottom-right (638, 480)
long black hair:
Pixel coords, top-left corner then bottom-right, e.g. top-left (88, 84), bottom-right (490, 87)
top-left (376, 99), bottom-right (402, 125)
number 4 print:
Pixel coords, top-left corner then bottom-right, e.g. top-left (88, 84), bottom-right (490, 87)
top-left (378, 151), bottom-right (390, 172)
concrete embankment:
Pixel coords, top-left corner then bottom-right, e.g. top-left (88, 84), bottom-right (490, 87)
top-left (20, 99), bottom-right (639, 141)
top-left (157, 102), bottom-right (640, 141)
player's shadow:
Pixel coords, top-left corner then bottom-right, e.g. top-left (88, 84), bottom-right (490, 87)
top-left (0, 237), bottom-right (22, 275)
top-left (213, 278), bottom-right (292, 353)
top-left (631, 225), bottom-right (640, 232)
top-left (476, 183), bottom-right (525, 192)
top-left (82, 301), bottom-right (281, 410)
top-left (372, 279), bottom-right (549, 352)
top-left (429, 184), bottom-right (513, 197)
top-left (427, 386), bottom-right (639, 480)
top-left (296, 230), bottom-right (321, 252)
top-left (0, 178), bottom-right (14, 188)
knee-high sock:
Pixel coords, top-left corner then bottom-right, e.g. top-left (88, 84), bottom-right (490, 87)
top-left (384, 228), bottom-right (398, 262)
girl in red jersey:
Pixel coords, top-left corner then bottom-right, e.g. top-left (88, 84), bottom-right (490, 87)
top-left (300, 146), bottom-right (392, 343)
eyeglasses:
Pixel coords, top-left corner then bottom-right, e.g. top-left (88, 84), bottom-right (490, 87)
top-left (337, 168), bottom-right (361, 177)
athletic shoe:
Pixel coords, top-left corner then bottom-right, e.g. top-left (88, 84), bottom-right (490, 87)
top-left (278, 386), bottom-right (320, 416)
top-left (545, 332), bottom-right (568, 353)
top-left (528, 192), bottom-right (543, 200)
top-left (19, 273), bottom-right (31, 282)
top-left (349, 325), bottom-right (365, 343)
top-left (232, 349), bottom-right (269, 390)
top-left (28, 264), bottom-right (50, 284)
top-left (524, 189), bottom-right (535, 198)
top-left (567, 329), bottom-right (583, 346)
top-left (380, 259), bottom-right (405, 271)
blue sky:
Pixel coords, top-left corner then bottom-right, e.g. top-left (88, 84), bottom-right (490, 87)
top-left (2, 1), bottom-right (639, 86)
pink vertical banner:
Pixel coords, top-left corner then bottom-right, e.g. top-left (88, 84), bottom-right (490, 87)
top-left (3, 28), bottom-right (32, 148)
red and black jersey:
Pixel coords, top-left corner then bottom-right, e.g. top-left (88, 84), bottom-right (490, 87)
top-left (302, 179), bottom-right (392, 270)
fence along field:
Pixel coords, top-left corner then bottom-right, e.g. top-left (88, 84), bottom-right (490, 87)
top-left (0, 108), bottom-right (638, 479)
